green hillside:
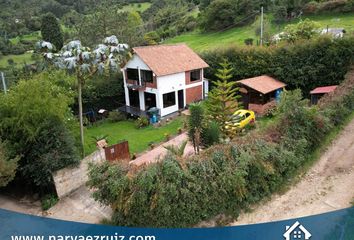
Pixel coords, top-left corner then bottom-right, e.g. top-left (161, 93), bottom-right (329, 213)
top-left (119, 2), bottom-right (151, 12)
top-left (166, 13), bottom-right (354, 52)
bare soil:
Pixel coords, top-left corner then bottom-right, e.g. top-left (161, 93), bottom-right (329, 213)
top-left (231, 117), bottom-right (354, 226)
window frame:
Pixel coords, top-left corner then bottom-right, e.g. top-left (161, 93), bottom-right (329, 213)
top-left (127, 68), bottom-right (139, 81)
top-left (190, 69), bottom-right (201, 82)
top-left (163, 91), bottom-right (176, 108)
top-left (140, 70), bottom-right (153, 83)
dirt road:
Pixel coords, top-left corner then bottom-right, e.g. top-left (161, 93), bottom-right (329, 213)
top-left (231, 117), bottom-right (354, 226)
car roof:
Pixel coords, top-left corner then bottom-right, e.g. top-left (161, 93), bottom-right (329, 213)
top-left (233, 110), bottom-right (252, 115)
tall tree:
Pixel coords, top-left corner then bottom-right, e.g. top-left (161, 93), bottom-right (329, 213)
top-left (41, 13), bottom-right (64, 50)
top-left (37, 36), bottom-right (129, 156)
top-left (205, 60), bottom-right (241, 137)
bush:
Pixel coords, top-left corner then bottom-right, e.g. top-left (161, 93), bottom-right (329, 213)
top-left (108, 111), bottom-right (126, 122)
top-left (135, 117), bottom-right (149, 128)
top-left (201, 121), bottom-right (221, 147)
top-left (0, 141), bottom-right (19, 188)
top-left (41, 194), bottom-right (59, 210)
top-left (244, 38), bottom-right (254, 46)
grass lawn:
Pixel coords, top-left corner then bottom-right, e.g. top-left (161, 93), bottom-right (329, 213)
top-left (0, 52), bottom-right (34, 68)
top-left (9, 31), bottom-right (41, 45)
top-left (84, 117), bottom-right (185, 156)
top-left (166, 12), bottom-right (354, 52)
top-left (119, 2), bottom-right (151, 12)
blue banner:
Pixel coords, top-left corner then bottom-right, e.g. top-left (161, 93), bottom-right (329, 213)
top-left (1, 207), bottom-right (354, 240)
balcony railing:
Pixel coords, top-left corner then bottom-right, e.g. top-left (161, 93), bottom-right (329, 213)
top-left (126, 79), bottom-right (146, 90)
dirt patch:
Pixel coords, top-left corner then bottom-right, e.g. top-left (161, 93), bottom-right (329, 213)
top-left (231, 117), bottom-right (354, 226)
top-left (0, 194), bottom-right (42, 216)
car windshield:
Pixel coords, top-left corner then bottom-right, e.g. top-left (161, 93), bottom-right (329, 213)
top-left (232, 113), bottom-right (244, 122)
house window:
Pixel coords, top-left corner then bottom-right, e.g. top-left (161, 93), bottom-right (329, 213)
top-left (163, 92), bottom-right (176, 108)
top-left (127, 68), bottom-right (139, 80)
top-left (190, 69), bottom-right (201, 82)
top-left (141, 70), bottom-right (153, 83)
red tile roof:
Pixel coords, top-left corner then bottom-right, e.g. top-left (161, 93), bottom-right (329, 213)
top-left (132, 44), bottom-right (209, 76)
top-left (310, 85), bottom-right (338, 94)
top-left (237, 75), bottom-right (286, 94)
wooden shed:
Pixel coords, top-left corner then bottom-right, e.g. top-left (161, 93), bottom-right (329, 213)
top-left (310, 85), bottom-right (337, 105)
top-left (237, 75), bottom-right (286, 115)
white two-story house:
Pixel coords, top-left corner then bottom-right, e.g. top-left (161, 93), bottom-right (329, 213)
top-left (120, 44), bottom-right (209, 118)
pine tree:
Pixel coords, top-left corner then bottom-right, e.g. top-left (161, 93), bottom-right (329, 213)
top-left (205, 59), bottom-right (241, 137)
top-left (41, 13), bottom-right (64, 50)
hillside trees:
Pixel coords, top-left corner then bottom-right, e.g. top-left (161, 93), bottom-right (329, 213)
top-left (199, 0), bottom-right (259, 31)
top-left (75, 5), bottom-right (144, 47)
top-left (41, 13), bottom-right (64, 50)
top-left (202, 37), bottom-right (354, 94)
top-left (0, 72), bottom-right (79, 190)
top-left (283, 19), bottom-right (320, 42)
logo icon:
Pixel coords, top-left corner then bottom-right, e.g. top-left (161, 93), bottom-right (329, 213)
top-left (283, 221), bottom-right (312, 240)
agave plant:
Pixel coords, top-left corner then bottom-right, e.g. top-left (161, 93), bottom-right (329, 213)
top-left (37, 36), bottom-right (130, 156)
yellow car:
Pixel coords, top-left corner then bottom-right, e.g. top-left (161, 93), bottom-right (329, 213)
top-left (225, 110), bottom-right (256, 130)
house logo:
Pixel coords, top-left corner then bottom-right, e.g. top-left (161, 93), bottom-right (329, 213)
top-left (283, 221), bottom-right (312, 240)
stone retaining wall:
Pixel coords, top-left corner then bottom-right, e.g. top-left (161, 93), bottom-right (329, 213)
top-left (53, 150), bottom-right (105, 198)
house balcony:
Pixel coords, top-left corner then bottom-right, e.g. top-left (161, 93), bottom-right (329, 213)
top-left (126, 79), bottom-right (146, 91)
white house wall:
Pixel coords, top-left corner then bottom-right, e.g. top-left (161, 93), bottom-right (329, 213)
top-left (125, 55), bottom-right (151, 70)
top-left (157, 72), bottom-right (185, 116)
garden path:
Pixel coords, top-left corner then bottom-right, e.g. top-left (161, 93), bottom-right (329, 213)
top-left (129, 132), bottom-right (195, 167)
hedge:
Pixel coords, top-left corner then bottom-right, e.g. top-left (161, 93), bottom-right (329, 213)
top-left (202, 36), bottom-right (354, 95)
top-left (87, 66), bottom-right (354, 228)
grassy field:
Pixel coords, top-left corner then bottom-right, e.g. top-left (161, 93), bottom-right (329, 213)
top-left (119, 2), bottom-right (151, 12)
top-left (84, 117), bottom-right (184, 156)
top-left (0, 53), bottom-right (34, 68)
top-left (166, 13), bottom-right (354, 52)
top-left (9, 32), bottom-right (41, 45)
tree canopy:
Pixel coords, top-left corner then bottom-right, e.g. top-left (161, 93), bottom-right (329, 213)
top-left (41, 13), bottom-right (64, 50)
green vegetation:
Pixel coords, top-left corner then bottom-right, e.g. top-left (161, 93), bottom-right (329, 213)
top-left (41, 13), bottom-right (64, 50)
top-left (84, 117), bottom-right (184, 155)
top-left (0, 141), bottom-right (19, 187)
top-left (205, 60), bottom-right (241, 137)
top-left (0, 71), bottom-right (79, 190)
top-left (88, 68), bottom-right (354, 227)
top-left (202, 37), bottom-right (354, 94)
top-left (9, 32), bottom-right (41, 45)
top-left (119, 2), bottom-right (152, 12)
top-left (0, 53), bottom-right (34, 68)
top-left (41, 194), bottom-right (59, 211)
top-left (167, 13), bottom-right (354, 51)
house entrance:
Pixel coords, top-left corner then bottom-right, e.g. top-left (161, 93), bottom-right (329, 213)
top-left (128, 89), bottom-right (140, 108)
top-left (144, 92), bottom-right (156, 110)
top-left (178, 90), bottom-right (184, 109)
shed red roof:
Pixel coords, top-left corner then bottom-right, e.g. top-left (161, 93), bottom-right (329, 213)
top-left (132, 44), bottom-right (209, 76)
top-left (237, 75), bottom-right (286, 94)
top-left (310, 85), bottom-right (338, 95)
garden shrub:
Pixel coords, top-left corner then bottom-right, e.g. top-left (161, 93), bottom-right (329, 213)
top-left (0, 140), bottom-right (19, 188)
top-left (108, 111), bottom-right (126, 122)
top-left (201, 121), bottom-right (221, 147)
top-left (135, 117), bottom-right (149, 128)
